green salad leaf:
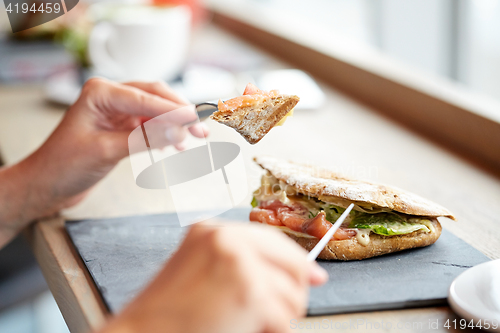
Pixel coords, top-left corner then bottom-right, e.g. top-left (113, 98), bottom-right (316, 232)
top-left (251, 197), bottom-right (259, 208)
top-left (349, 213), bottom-right (430, 236)
top-left (302, 203), bottom-right (348, 223)
top-left (320, 204), bottom-right (345, 223)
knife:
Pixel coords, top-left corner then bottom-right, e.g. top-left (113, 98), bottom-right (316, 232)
top-left (307, 203), bottom-right (355, 261)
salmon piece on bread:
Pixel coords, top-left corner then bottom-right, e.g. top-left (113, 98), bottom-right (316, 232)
top-left (210, 83), bottom-right (299, 144)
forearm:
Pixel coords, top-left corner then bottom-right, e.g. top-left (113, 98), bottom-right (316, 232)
top-left (0, 155), bottom-right (53, 248)
top-left (0, 79), bottom-right (205, 250)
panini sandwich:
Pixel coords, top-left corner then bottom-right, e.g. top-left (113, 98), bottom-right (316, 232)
top-left (250, 156), bottom-right (455, 260)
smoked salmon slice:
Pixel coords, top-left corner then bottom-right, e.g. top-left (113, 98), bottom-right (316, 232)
top-left (250, 200), bottom-right (356, 240)
top-left (218, 83), bottom-right (279, 113)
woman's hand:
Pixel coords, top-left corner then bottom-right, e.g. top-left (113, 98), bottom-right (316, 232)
top-left (0, 78), bottom-right (208, 247)
top-left (101, 223), bottom-right (328, 333)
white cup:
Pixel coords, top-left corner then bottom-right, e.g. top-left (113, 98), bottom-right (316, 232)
top-left (88, 4), bottom-right (191, 81)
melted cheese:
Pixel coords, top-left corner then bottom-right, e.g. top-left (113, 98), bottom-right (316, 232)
top-left (275, 226), bottom-right (316, 238)
top-left (277, 225), bottom-right (372, 247)
top-left (278, 225), bottom-right (372, 248)
top-left (419, 219), bottom-right (435, 233)
top-left (274, 109), bottom-right (294, 127)
top-left (355, 229), bottom-right (371, 246)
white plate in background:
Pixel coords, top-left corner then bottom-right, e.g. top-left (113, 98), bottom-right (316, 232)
top-left (171, 65), bottom-right (237, 104)
top-left (44, 65), bottom-right (237, 107)
top-left (449, 259), bottom-right (500, 332)
top-left (44, 70), bottom-right (82, 106)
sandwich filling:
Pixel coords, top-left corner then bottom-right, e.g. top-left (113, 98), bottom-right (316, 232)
top-left (250, 174), bottom-right (436, 246)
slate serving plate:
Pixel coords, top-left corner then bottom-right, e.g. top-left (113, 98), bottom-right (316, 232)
top-left (66, 208), bottom-right (490, 315)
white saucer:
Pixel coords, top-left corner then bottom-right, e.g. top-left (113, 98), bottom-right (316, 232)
top-left (43, 65), bottom-right (238, 107)
top-left (44, 70), bottom-right (82, 106)
top-left (449, 259), bottom-right (500, 332)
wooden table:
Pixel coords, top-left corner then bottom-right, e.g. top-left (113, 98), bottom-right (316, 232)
top-left (1, 25), bottom-right (499, 333)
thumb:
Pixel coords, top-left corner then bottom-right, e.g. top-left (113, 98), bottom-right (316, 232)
top-left (308, 261), bottom-right (328, 286)
top-left (165, 126), bottom-right (190, 151)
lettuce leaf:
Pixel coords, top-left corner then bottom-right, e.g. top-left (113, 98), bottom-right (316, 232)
top-left (319, 204), bottom-right (346, 223)
top-left (251, 197), bottom-right (259, 208)
top-left (349, 213), bottom-right (430, 236)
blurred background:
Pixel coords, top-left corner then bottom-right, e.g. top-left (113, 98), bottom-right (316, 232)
top-left (0, 0), bottom-right (499, 332)
top-left (2, 0), bottom-right (500, 99)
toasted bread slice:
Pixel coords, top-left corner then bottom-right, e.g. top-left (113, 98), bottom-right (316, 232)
top-left (278, 220), bottom-right (442, 260)
top-left (211, 94), bottom-right (300, 144)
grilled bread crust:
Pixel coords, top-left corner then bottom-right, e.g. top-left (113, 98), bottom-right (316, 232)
top-left (254, 156), bottom-right (455, 219)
